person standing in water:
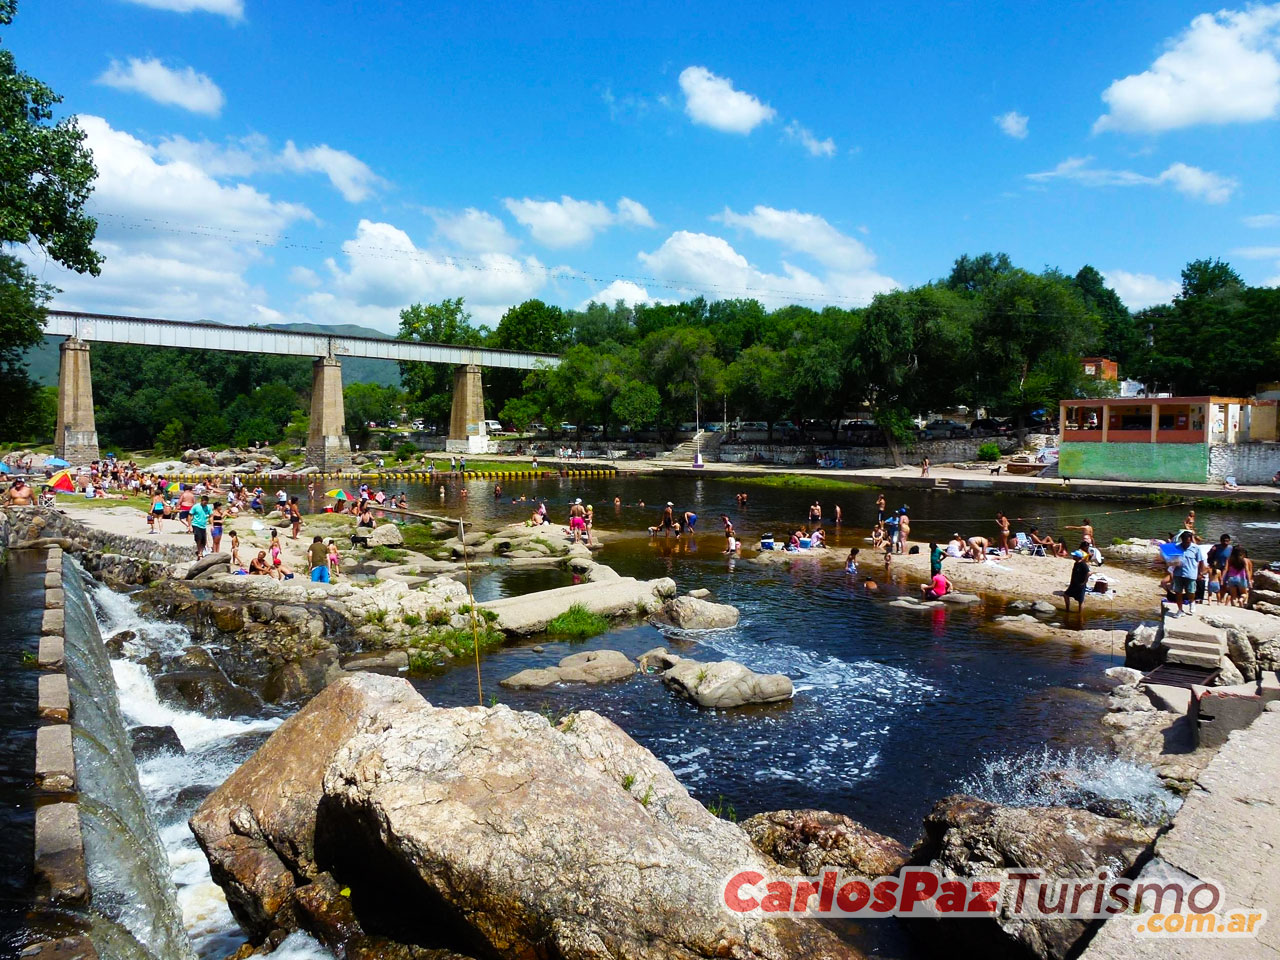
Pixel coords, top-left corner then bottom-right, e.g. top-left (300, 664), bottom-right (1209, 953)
top-left (875, 494), bottom-right (886, 523)
top-left (1064, 549), bottom-right (1091, 614)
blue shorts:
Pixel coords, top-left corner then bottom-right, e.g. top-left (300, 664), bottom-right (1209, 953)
top-left (311, 565), bottom-right (330, 583)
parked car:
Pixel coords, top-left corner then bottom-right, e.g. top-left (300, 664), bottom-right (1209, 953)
top-left (559, 422), bottom-right (577, 433)
top-left (922, 419), bottom-right (968, 439)
top-left (968, 418), bottom-right (1008, 437)
top-left (482, 419), bottom-right (503, 434)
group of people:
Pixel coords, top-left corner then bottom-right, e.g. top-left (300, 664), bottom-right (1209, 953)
top-left (1162, 529), bottom-right (1255, 614)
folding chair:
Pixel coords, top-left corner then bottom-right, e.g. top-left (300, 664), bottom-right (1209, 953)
top-left (1013, 532), bottom-right (1045, 557)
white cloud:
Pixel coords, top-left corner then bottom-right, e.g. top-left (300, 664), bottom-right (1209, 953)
top-left (279, 142), bottom-right (385, 203)
top-left (23, 116), bottom-right (311, 323)
top-left (289, 266), bottom-right (321, 288)
top-left (718, 205), bottom-right (876, 272)
top-left (678, 66), bottom-right (776, 134)
top-left (1094, 5), bottom-right (1280, 133)
top-left (579, 280), bottom-right (655, 309)
top-left (784, 121), bottom-right (836, 156)
top-left (995, 110), bottom-right (1029, 139)
top-left (503, 195), bottom-right (655, 247)
top-left (1231, 245), bottom-right (1280, 258)
top-left (638, 226), bottom-right (895, 309)
top-left (1243, 212), bottom-right (1280, 227)
top-left (119, 0), bottom-right (243, 18)
top-left (431, 208), bottom-right (517, 254)
top-left (321, 219), bottom-right (552, 330)
top-left (153, 132), bottom-right (385, 203)
top-left (1102, 270), bottom-right (1181, 309)
top-left (1027, 156), bottom-right (1237, 203)
top-left (97, 57), bottom-right (224, 116)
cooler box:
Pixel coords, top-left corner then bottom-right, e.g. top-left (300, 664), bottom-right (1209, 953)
top-left (760, 535), bottom-right (775, 550)
top-left (799, 537), bottom-right (812, 549)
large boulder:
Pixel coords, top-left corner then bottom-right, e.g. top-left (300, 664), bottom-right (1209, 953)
top-left (1123, 623), bottom-right (1161, 670)
top-left (192, 674), bottom-right (854, 958)
top-left (500, 649), bottom-right (634, 690)
top-left (190, 675), bottom-right (424, 940)
top-left (322, 704), bottom-right (854, 960)
top-left (663, 657), bottom-right (794, 708)
top-left (909, 795), bottom-right (1158, 960)
top-left (186, 552), bottom-right (231, 580)
top-left (741, 809), bottom-right (909, 878)
top-left (652, 595), bottom-right (740, 630)
top-left (366, 523), bottom-right (404, 548)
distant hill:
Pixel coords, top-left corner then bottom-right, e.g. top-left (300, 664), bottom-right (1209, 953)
top-left (23, 319), bottom-right (403, 388)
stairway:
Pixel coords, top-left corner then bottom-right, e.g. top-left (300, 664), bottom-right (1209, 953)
top-left (1161, 614), bottom-right (1227, 669)
top-left (658, 430), bottom-right (724, 463)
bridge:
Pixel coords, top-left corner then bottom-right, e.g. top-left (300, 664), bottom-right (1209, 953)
top-left (44, 310), bottom-right (561, 468)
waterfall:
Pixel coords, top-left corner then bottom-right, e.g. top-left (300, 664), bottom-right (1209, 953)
top-left (61, 557), bottom-right (197, 960)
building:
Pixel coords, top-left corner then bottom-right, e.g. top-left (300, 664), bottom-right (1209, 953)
top-left (1059, 396), bottom-right (1279, 484)
top-left (1080, 357), bottom-right (1119, 381)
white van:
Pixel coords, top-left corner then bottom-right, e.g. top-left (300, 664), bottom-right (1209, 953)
top-left (483, 420), bottom-right (503, 434)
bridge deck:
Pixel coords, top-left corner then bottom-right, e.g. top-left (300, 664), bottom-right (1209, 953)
top-left (43, 311), bottom-right (559, 370)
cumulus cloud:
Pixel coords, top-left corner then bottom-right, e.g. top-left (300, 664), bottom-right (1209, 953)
top-left (503, 195), bottom-right (655, 247)
top-left (579, 279), bottom-right (655, 309)
top-left (278, 142), bottom-right (386, 203)
top-left (638, 218), bottom-right (895, 310)
top-left (1094, 5), bottom-right (1280, 133)
top-left (289, 266), bottom-right (321, 288)
top-left (1243, 212), bottom-right (1280, 228)
top-left (430, 208), bottom-right (518, 254)
top-left (321, 219), bottom-right (552, 329)
top-left (22, 116), bottom-right (312, 322)
top-left (119, 0), bottom-right (243, 18)
top-left (783, 121), bottom-right (836, 157)
top-left (1027, 156), bottom-right (1237, 203)
top-left (97, 57), bottom-right (224, 115)
top-left (995, 110), bottom-right (1029, 139)
top-left (678, 66), bottom-right (776, 134)
top-left (1102, 270), bottom-right (1181, 309)
top-left (154, 132), bottom-right (385, 203)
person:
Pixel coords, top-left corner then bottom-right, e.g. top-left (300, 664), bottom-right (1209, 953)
top-left (148, 491), bottom-right (166, 533)
top-left (1064, 550), bottom-right (1091, 614)
top-left (308, 535), bottom-right (330, 582)
top-left (1065, 518), bottom-right (1095, 549)
top-left (1206, 533), bottom-right (1232, 574)
top-left (834, 504), bottom-right (842, 524)
top-left (210, 501), bottom-right (225, 553)
top-left (845, 548), bottom-right (859, 575)
top-left (1029, 527), bottom-right (1068, 558)
top-left (1170, 530), bottom-right (1207, 616)
top-left (1206, 566), bottom-right (1223, 604)
top-left (920, 457), bottom-right (930, 477)
top-left (724, 530), bottom-right (739, 555)
top-left (922, 569), bottom-right (950, 600)
top-left (494, 484), bottom-right (503, 498)
top-left (275, 488), bottom-right (288, 512)
top-left (249, 550), bottom-right (270, 575)
top-left (967, 536), bottom-right (990, 563)
top-left (875, 493), bottom-right (886, 523)
top-left (357, 504), bottom-right (375, 529)
top-left (4, 479), bottom-right (32, 506)
top-left (1222, 547), bottom-right (1252, 606)
top-left (177, 484), bottom-right (196, 532)
top-left (250, 487), bottom-right (264, 514)
top-left (568, 499), bottom-right (586, 543)
top-left (884, 511), bottom-right (900, 553)
top-left (682, 509), bottom-right (698, 534)
top-left (808, 501), bottom-right (822, 526)
top-left (327, 538), bottom-right (341, 577)
top-left (1184, 509), bottom-right (1197, 535)
top-left (288, 497), bottom-right (302, 539)
top-left (896, 508), bottom-right (911, 554)
top-left (585, 504), bottom-right (595, 545)
top-left (871, 522), bottom-right (885, 550)
top-left (929, 541), bottom-right (945, 578)
top-left (811, 528), bottom-right (827, 547)
top-left (531, 455), bottom-right (539, 470)
top-left (270, 530), bottom-right (284, 573)
top-left (658, 501), bottom-right (676, 539)
top-left (945, 533), bottom-right (966, 559)
top-left (230, 530), bottom-right (242, 567)
top-left (190, 495), bottom-right (212, 559)
top-left (995, 513), bottom-right (1011, 556)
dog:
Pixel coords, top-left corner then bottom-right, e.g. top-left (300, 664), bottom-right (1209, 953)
top-left (988, 465), bottom-right (1002, 475)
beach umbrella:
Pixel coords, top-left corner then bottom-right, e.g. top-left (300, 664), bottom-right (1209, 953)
top-left (166, 481), bottom-right (181, 494)
top-left (326, 488), bottom-right (350, 500)
top-left (0, 462), bottom-right (10, 474)
top-left (49, 470), bottom-right (75, 492)
top-left (45, 457), bottom-right (69, 468)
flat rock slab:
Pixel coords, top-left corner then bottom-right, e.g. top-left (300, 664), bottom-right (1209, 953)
top-left (36, 724), bottom-right (76, 792)
top-left (44, 572), bottom-right (62, 589)
top-left (890, 598), bottom-right (943, 610)
top-left (37, 636), bottom-right (64, 670)
top-left (40, 609), bottom-right (64, 636)
top-left (501, 649), bottom-right (636, 690)
top-left (38, 674), bottom-right (70, 723)
top-left (662, 657), bottom-right (794, 708)
top-left (940, 592), bottom-right (981, 604)
top-left (20, 936), bottom-right (99, 959)
top-left (44, 588), bottom-right (64, 609)
top-left (34, 802), bottom-right (88, 905)
top-left (481, 576), bottom-right (676, 635)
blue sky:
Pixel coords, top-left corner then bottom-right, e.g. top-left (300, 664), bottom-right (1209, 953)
top-left (8, 0), bottom-right (1280, 331)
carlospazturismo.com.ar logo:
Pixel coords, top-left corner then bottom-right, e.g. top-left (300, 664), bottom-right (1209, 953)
top-left (722, 867), bottom-right (1265, 937)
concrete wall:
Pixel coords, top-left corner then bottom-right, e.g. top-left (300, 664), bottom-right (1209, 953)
top-left (719, 437), bottom-right (1011, 466)
top-left (1209, 442), bottom-right (1280, 484)
top-left (1059, 441), bottom-right (1210, 483)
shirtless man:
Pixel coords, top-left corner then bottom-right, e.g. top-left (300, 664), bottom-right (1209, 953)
top-left (1029, 527), bottom-right (1068, 557)
top-left (967, 536), bottom-right (990, 563)
top-left (658, 501), bottom-right (676, 539)
top-left (4, 479), bottom-right (33, 505)
top-left (568, 499), bottom-right (587, 543)
top-left (896, 509), bottom-right (911, 554)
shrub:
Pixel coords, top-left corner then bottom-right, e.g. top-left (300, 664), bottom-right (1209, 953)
top-left (395, 442), bottom-right (418, 461)
top-left (402, 612), bottom-right (423, 628)
top-left (364, 608), bottom-right (388, 625)
top-left (545, 604), bottom-right (610, 641)
top-left (407, 649), bottom-right (437, 672)
top-left (707, 795), bottom-right (738, 822)
top-left (369, 545), bottom-right (407, 562)
top-left (977, 442), bottom-right (1001, 462)
top-left (425, 607), bottom-right (451, 626)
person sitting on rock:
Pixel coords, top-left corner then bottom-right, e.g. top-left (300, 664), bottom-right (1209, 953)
top-left (921, 570), bottom-right (951, 600)
top-left (249, 550), bottom-right (270, 575)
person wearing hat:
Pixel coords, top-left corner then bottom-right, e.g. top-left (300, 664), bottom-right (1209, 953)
top-left (657, 501), bottom-right (676, 539)
top-left (1064, 549), bottom-right (1091, 614)
top-left (568, 498), bottom-right (587, 543)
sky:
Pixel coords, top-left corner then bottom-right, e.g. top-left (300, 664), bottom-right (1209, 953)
top-left (8, 0), bottom-right (1280, 333)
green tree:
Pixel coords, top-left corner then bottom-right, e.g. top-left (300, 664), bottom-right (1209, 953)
top-left (1072, 265), bottom-right (1138, 368)
top-left (344, 381), bottom-right (402, 448)
top-left (397, 298), bottom-right (483, 429)
top-left (0, 1), bottom-right (101, 433)
top-left (611, 380), bottom-right (660, 429)
top-left (499, 396), bottom-right (541, 435)
top-left (723, 344), bottom-right (791, 435)
top-left (155, 418), bottom-right (188, 457)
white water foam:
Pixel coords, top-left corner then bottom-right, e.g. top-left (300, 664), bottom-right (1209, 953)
top-left (960, 746), bottom-right (1181, 825)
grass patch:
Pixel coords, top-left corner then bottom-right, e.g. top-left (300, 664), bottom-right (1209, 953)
top-left (545, 603), bottom-right (610, 641)
top-left (458, 603), bottom-right (499, 625)
top-left (719, 474), bottom-right (874, 492)
top-left (439, 625), bottom-right (505, 658)
top-left (706, 795), bottom-right (738, 822)
top-left (425, 607), bottom-right (451, 626)
top-left (364, 608), bottom-right (388, 625)
top-left (402, 612), bottom-right (423, 628)
top-left (401, 523), bottom-right (444, 552)
top-left (368, 545), bottom-right (408, 562)
top-left (421, 458), bottom-right (532, 474)
top-left (621, 773), bottom-right (636, 791)
top-left (1141, 493), bottom-right (1272, 512)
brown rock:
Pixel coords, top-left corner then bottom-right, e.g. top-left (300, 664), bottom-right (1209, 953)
top-left (741, 809), bottom-right (909, 878)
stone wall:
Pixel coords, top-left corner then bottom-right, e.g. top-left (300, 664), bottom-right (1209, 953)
top-left (718, 437), bottom-right (1014, 466)
top-left (1208, 441), bottom-right (1280, 484)
top-left (1059, 441), bottom-right (1210, 483)
top-left (3, 507), bottom-right (187, 584)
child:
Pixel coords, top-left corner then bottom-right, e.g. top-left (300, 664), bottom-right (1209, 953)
top-left (229, 530), bottom-right (242, 567)
top-left (327, 538), bottom-right (340, 577)
top-left (1206, 567), bottom-right (1222, 604)
top-left (845, 548), bottom-right (859, 575)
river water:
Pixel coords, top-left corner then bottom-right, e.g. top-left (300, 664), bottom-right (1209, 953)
top-left (69, 474), bottom-right (1224, 958)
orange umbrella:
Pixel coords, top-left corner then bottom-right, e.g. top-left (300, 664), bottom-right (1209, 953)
top-left (49, 469), bottom-right (75, 492)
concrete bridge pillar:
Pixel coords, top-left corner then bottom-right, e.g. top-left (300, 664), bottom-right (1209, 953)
top-left (306, 356), bottom-right (351, 470)
top-left (55, 339), bottom-right (99, 464)
top-left (447, 364), bottom-right (489, 453)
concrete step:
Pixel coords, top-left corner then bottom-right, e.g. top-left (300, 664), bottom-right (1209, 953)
top-left (1163, 616), bottom-right (1226, 646)
top-left (1162, 637), bottom-right (1224, 656)
top-left (1165, 649), bottom-right (1222, 669)
top-left (1142, 682), bottom-right (1193, 715)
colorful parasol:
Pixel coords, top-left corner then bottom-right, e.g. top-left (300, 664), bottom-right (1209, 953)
top-left (326, 489), bottom-right (350, 500)
top-left (49, 470), bottom-right (75, 493)
top-left (166, 481), bottom-right (181, 494)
